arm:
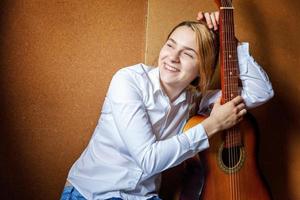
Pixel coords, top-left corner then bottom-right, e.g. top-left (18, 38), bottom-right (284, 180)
top-left (197, 43), bottom-right (274, 137)
top-left (198, 43), bottom-right (274, 113)
top-left (197, 11), bottom-right (274, 107)
top-left (107, 69), bottom-right (209, 175)
top-left (238, 43), bottom-right (274, 108)
top-left (197, 11), bottom-right (274, 136)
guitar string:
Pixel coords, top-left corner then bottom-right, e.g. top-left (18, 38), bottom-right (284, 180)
top-left (229, 9), bottom-right (239, 200)
top-left (222, 1), bottom-right (240, 198)
top-left (224, 5), bottom-right (241, 199)
top-left (224, 8), bottom-right (234, 200)
top-left (224, 2), bottom-right (236, 198)
top-left (221, 8), bottom-right (231, 199)
top-left (223, 7), bottom-right (234, 199)
top-left (229, 7), bottom-right (241, 200)
top-left (224, 4), bottom-right (234, 199)
top-left (224, 8), bottom-right (233, 200)
top-left (227, 9), bottom-right (236, 200)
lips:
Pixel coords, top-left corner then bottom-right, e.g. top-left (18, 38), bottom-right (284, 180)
top-left (164, 63), bottom-right (180, 72)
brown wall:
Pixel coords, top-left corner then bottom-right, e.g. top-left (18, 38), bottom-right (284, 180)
top-left (1, 0), bottom-right (300, 200)
top-left (0, 0), bottom-right (147, 199)
top-left (146, 0), bottom-right (300, 199)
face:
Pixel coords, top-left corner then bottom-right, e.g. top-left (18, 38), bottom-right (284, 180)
top-left (158, 25), bottom-right (200, 93)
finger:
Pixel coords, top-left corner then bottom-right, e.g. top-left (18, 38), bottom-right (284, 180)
top-left (236, 103), bottom-right (246, 112)
top-left (238, 108), bottom-right (247, 117)
top-left (204, 12), bottom-right (213, 29)
top-left (210, 13), bottom-right (218, 30)
top-left (237, 116), bottom-right (244, 123)
top-left (197, 12), bottom-right (204, 21)
top-left (232, 96), bottom-right (244, 106)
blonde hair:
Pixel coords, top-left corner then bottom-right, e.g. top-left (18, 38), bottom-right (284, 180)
top-left (167, 21), bottom-right (219, 94)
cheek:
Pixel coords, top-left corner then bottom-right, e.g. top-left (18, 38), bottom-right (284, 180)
top-left (189, 66), bottom-right (199, 80)
top-left (158, 49), bottom-right (166, 66)
top-left (159, 46), bottom-right (169, 57)
top-left (183, 60), bottom-right (199, 77)
top-left (186, 64), bottom-right (199, 82)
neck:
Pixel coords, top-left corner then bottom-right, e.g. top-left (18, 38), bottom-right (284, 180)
top-left (160, 81), bottom-right (185, 102)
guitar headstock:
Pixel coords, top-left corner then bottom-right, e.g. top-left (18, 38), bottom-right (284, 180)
top-left (214, 0), bottom-right (232, 8)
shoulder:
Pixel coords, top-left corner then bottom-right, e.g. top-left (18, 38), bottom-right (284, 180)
top-left (113, 63), bottom-right (153, 80)
top-left (108, 64), bottom-right (157, 97)
top-left (112, 63), bottom-right (157, 88)
top-left (116, 63), bottom-right (153, 76)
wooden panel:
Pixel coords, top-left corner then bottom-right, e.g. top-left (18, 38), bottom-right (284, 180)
top-left (146, 0), bottom-right (300, 199)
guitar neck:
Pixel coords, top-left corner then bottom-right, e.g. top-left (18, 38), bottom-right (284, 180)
top-left (219, 5), bottom-right (242, 147)
top-left (219, 6), bottom-right (240, 104)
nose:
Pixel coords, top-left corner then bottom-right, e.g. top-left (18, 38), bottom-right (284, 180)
top-left (169, 49), bottom-right (180, 63)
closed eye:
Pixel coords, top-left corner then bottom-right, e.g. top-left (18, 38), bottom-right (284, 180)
top-left (184, 52), bottom-right (194, 58)
top-left (166, 43), bottom-right (174, 48)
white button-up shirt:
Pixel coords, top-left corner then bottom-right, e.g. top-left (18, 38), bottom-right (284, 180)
top-left (67, 43), bottom-right (274, 200)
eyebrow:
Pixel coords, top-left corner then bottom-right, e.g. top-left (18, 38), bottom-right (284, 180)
top-left (168, 38), bottom-right (198, 54)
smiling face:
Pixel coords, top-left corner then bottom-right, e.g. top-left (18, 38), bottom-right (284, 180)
top-left (158, 25), bottom-right (200, 99)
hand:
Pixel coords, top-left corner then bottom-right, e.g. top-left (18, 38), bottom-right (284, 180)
top-left (197, 11), bottom-right (241, 44)
top-left (197, 11), bottom-right (219, 31)
top-left (202, 96), bottom-right (247, 138)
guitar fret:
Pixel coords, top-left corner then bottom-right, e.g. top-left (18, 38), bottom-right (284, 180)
top-left (221, 29), bottom-right (235, 32)
top-left (223, 44), bottom-right (237, 47)
top-left (224, 76), bottom-right (239, 81)
top-left (224, 79), bottom-right (239, 83)
top-left (224, 84), bottom-right (239, 90)
top-left (222, 41), bottom-right (237, 44)
top-left (223, 60), bottom-right (238, 64)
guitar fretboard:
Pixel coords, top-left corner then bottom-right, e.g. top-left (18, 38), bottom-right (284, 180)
top-left (219, 6), bottom-right (242, 148)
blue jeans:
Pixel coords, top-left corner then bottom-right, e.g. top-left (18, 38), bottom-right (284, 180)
top-left (60, 185), bottom-right (162, 200)
top-left (60, 186), bottom-right (86, 200)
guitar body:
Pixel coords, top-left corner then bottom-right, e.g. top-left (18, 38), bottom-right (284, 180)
top-left (184, 114), bottom-right (271, 199)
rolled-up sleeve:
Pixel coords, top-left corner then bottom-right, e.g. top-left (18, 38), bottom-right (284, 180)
top-left (238, 43), bottom-right (274, 108)
top-left (198, 42), bottom-right (274, 113)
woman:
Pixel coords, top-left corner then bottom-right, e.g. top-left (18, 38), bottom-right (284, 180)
top-left (61, 12), bottom-right (274, 200)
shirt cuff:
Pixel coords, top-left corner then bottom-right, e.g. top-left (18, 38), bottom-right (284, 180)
top-left (181, 124), bottom-right (210, 152)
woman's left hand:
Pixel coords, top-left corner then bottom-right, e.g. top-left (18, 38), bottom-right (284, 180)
top-left (197, 11), bottom-right (220, 31)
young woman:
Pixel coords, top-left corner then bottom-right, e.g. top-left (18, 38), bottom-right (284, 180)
top-left (60, 12), bottom-right (274, 200)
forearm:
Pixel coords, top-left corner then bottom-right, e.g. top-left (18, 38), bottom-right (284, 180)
top-left (201, 117), bottom-right (220, 138)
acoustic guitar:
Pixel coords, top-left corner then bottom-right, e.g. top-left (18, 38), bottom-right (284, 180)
top-left (181, 0), bottom-right (272, 199)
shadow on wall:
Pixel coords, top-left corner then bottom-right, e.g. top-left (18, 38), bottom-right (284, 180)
top-left (240, 0), bottom-right (300, 199)
top-left (0, 1), bottom-right (27, 199)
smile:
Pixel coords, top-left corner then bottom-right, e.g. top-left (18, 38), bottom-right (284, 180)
top-left (164, 63), bottom-right (180, 72)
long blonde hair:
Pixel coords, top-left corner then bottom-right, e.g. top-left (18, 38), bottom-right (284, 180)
top-left (166, 21), bottom-right (219, 94)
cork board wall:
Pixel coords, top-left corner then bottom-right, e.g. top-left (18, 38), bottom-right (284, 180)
top-left (0, 0), bottom-right (146, 199)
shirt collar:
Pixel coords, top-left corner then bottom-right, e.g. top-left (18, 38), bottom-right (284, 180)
top-left (173, 90), bottom-right (187, 105)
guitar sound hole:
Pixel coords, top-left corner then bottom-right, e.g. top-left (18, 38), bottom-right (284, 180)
top-left (221, 146), bottom-right (241, 169)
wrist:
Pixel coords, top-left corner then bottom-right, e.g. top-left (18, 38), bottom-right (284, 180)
top-left (201, 116), bottom-right (221, 138)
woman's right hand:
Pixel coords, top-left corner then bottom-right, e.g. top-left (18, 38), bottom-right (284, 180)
top-left (201, 96), bottom-right (247, 138)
